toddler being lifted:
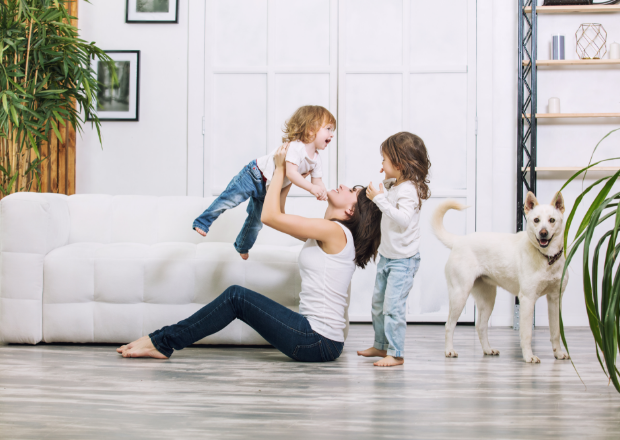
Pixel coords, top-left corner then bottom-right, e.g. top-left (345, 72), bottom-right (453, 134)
top-left (193, 105), bottom-right (335, 259)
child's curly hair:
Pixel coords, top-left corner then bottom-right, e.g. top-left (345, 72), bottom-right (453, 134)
top-left (282, 106), bottom-right (336, 144)
top-left (380, 132), bottom-right (431, 206)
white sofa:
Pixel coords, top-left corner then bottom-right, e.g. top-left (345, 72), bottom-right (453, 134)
top-left (0, 192), bottom-right (323, 345)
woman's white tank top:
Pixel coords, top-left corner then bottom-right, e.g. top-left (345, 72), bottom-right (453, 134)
top-left (298, 222), bottom-right (356, 342)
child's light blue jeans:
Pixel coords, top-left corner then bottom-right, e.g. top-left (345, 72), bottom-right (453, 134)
top-left (372, 253), bottom-right (421, 358)
top-left (193, 160), bottom-right (266, 254)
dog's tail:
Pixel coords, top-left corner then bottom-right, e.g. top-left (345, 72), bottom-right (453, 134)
top-left (431, 200), bottom-right (468, 249)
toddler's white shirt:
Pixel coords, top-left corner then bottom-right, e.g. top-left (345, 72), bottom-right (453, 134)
top-left (256, 141), bottom-right (323, 188)
top-left (372, 179), bottom-right (421, 259)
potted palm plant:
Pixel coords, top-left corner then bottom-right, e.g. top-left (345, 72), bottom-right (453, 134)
top-left (0, 0), bottom-right (114, 198)
top-left (559, 127), bottom-right (620, 393)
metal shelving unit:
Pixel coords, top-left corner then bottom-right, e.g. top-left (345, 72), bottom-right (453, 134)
top-left (515, 1), bottom-right (620, 330)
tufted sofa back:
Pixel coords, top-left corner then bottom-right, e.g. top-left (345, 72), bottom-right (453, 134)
top-left (66, 195), bottom-right (305, 247)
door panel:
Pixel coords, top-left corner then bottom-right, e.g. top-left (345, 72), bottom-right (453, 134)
top-left (345, 0), bottom-right (403, 66)
top-left (213, 0), bottom-right (267, 66)
top-left (410, 73), bottom-right (468, 190)
top-left (344, 74), bottom-right (403, 187)
top-left (212, 74), bottom-right (267, 194)
top-left (410, 0), bottom-right (468, 68)
top-left (272, 0), bottom-right (331, 66)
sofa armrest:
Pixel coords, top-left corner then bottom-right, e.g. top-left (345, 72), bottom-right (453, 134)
top-left (0, 193), bottom-right (70, 343)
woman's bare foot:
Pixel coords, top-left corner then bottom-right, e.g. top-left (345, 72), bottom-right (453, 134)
top-left (357, 347), bottom-right (387, 357)
top-left (117, 336), bottom-right (168, 359)
top-left (374, 355), bottom-right (404, 367)
top-left (240, 253), bottom-right (249, 260)
top-left (195, 227), bottom-right (207, 237)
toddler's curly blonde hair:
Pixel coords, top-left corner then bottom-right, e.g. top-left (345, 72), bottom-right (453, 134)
top-left (282, 105), bottom-right (336, 144)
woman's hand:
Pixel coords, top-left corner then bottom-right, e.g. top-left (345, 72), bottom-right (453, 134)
top-left (274, 143), bottom-right (290, 169)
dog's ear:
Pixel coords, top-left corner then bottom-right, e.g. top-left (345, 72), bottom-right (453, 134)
top-left (551, 192), bottom-right (565, 214)
top-left (524, 192), bottom-right (538, 214)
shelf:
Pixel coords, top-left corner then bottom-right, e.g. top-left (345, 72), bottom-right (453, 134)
top-left (522, 59), bottom-right (620, 66)
top-left (524, 5), bottom-right (620, 14)
top-left (522, 167), bottom-right (620, 172)
top-left (523, 113), bottom-right (620, 119)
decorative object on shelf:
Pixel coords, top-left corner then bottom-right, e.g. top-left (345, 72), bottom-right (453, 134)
top-left (610, 41), bottom-right (620, 59)
top-left (88, 51), bottom-right (140, 122)
top-left (126, 0), bottom-right (179, 23)
top-left (576, 23), bottom-right (607, 59)
top-left (0, 0), bottom-right (113, 198)
top-left (559, 128), bottom-right (620, 394)
top-left (548, 97), bottom-right (561, 113)
top-left (553, 35), bottom-right (565, 59)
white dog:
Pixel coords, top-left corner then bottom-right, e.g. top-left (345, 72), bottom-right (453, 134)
top-left (431, 192), bottom-right (570, 363)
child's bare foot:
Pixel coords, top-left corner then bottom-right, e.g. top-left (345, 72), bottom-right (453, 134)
top-left (374, 356), bottom-right (404, 367)
top-left (117, 336), bottom-right (168, 359)
top-left (195, 227), bottom-right (206, 237)
top-left (240, 253), bottom-right (249, 260)
top-left (357, 347), bottom-right (387, 357)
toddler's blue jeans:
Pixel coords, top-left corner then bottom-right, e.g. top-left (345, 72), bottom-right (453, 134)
top-left (149, 285), bottom-right (344, 362)
top-left (193, 160), bottom-right (266, 254)
top-left (371, 253), bottom-right (421, 358)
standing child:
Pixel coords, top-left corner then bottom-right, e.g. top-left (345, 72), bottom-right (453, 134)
top-left (357, 132), bottom-right (431, 367)
top-left (193, 105), bottom-right (335, 260)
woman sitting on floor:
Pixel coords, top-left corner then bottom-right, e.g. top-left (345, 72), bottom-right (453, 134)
top-left (117, 144), bottom-right (382, 362)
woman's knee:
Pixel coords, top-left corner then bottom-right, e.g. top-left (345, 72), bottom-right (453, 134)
top-left (223, 285), bottom-right (244, 298)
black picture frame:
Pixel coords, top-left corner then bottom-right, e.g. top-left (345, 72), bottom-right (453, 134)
top-left (88, 50), bottom-right (140, 122)
top-left (126, 0), bottom-right (179, 24)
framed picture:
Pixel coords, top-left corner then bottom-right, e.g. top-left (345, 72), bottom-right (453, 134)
top-left (89, 51), bottom-right (140, 122)
top-left (126, 0), bottom-right (179, 23)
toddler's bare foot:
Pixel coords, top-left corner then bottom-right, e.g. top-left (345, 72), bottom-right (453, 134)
top-left (195, 227), bottom-right (207, 237)
top-left (117, 336), bottom-right (168, 359)
top-left (240, 253), bottom-right (249, 260)
top-left (374, 356), bottom-right (404, 367)
top-left (357, 347), bottom-right (387, 357)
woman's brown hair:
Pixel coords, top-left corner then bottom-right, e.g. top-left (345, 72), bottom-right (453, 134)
top-left (380, 132), bottom-right (431, 206)
top-left (334, 186), bottom-right (382, 269)
top-left (282, 105), bottom-right (336, 144)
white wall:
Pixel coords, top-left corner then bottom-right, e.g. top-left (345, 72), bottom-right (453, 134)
top-left (77, 0), bottom-right (620, 326)
top-left (77, 0), bottom-right (189, 196)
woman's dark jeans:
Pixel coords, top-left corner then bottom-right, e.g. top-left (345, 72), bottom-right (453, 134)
top-left (149, 285), bottom-right (344, 362)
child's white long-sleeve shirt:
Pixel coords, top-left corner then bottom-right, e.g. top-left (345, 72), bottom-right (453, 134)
top-left (372, 179), bottom-right (421, 259)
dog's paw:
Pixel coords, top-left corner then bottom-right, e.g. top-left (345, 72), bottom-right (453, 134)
top-left (484, 349), bottom-right (500, 356)
top-left (524, 355), bottom-right (541, 363)
top-left (554, 351), bottom-right (570, 360)
top-left (445, 350), bottom-right (459, 358)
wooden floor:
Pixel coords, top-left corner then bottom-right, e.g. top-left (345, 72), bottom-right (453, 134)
top-left (1, 324), bottom-right (619, 439)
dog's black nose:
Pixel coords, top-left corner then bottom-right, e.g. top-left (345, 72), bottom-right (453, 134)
top-left (540, 229), bottom-right (548, 238)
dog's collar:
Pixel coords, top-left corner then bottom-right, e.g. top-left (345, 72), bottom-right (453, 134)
top-left (540, 247), bottom-right (564, 266)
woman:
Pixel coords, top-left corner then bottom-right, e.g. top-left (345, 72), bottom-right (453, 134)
top-left (117, 144), bottom-right (382, 362)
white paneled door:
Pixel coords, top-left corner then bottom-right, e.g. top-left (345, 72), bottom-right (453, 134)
top-left (189, 0), bottom-right (477, 323)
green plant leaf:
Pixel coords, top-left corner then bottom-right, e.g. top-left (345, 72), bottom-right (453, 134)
top-left (1, 94), bottom-right (8, 114)
top-left (36, 88), bottom-right (67, 95)
top-left (49, 118), bottom-right (63, 143)
top-left (9, 105), bottom-right (19, 126)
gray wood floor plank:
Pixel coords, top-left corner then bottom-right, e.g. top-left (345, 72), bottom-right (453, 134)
top-left (1, 325), bottom-right (619, 439)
